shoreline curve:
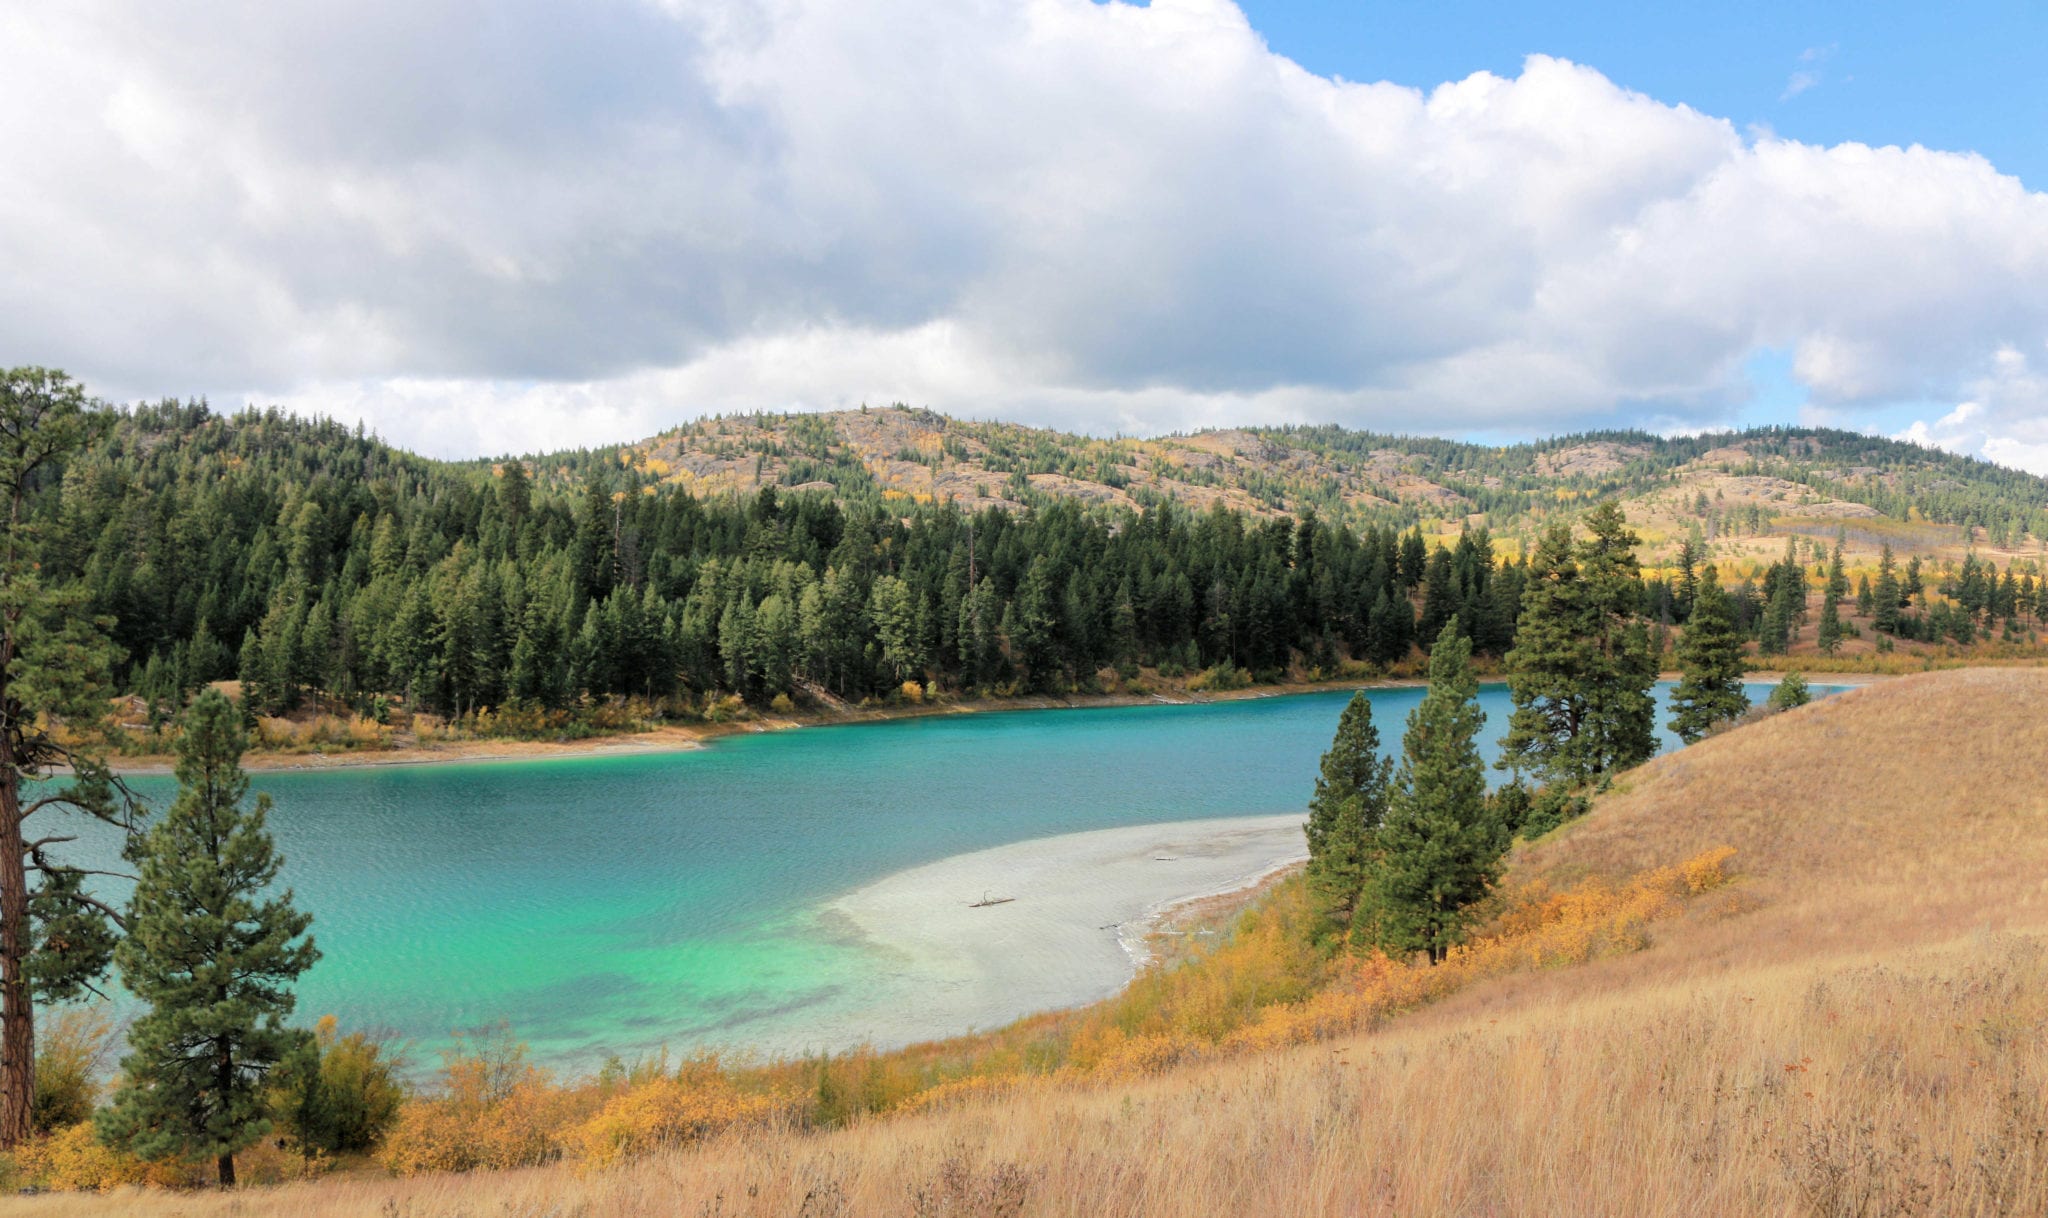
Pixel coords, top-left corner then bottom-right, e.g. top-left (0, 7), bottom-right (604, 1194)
top-left (785, 813), bottom-right (1309, 1053)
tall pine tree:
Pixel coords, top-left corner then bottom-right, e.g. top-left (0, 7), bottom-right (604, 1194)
top-left (1302, 692), bottom-right (1392, 944)
top-left (1366, 621), bottom-right (1504, 963)
top-left (98, 690), bottom-right (318, 1186)
top-left (1668, 565), bottom-right (1749, 743)
top-left (0, 368), bottom-right (140, 1147)
top-left (1817, 533), bottom-right (1847, 655)
top-left (1500, 503), bottom-right (1656, 790)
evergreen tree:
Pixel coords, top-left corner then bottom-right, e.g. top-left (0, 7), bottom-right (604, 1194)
top-left (1578, 503), bottom-right (1660, 775)
top-left (1500, 503), bottom-right (1656, 789)
top-left (1768, 672), bottom-right (1812, 711)
top-left (1302, 693), bottom-right (1392, 944)
top-left (1397, 528), bottom-right (1426, 589)
top-left (1418, 547), bottom-right (1457, 642)
top-left (1817, 536), bottom-right (1847, 655)
top-left (1673, 534), bottom-right (1700, 623)
top-left (1873, 545), bottom-right (1902, 635)
top-left (1498, 522), bottom-right (1586, 779)
top-left (0, 368), bottom-right (139, 1146)
top-left (1759, 582), bottom-right (1795, 655)
top-left (1668, 566), bottom-right (1749, 743)
top-left (97, 690), bottom-right (318, 1186)
top-left (1817, 595), bottom-right (1843, 655)
top-left (1366, 621), bottom-right (1503, 963)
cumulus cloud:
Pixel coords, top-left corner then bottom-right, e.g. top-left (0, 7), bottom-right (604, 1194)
top-left (1897, 345), bottom-right (2048, 475)
top-left (2, 0), bottom-right (2046, 461)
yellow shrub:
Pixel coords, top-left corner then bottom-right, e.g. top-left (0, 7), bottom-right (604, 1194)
top-left (1683, 845), bottom-right (1739, 893)
top-left (378, 1030), bottom-right (593, 1175)
top-left (703, 693), bottom-right (747, 723)
top-left (1216, 847), bottom-right (1742, 1054)
top-left (9, 1123), bottom-right (186, 1192)
top-left (897, 1074), bottom-right (1035, 1116)
top-left (566, 1078), bottom-right (782, 1171)
top-left (361, 847), bottom-right (1744, 1179)
top-left (1080, 1032), bottom-right (1207, 1081)
top-left (378, 1072), bottom-right (588, 1175)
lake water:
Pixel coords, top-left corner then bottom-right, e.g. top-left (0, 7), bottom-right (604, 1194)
top-left (51, 682), bottom-right (1795, 1068)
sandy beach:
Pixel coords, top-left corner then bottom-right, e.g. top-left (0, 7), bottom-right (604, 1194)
top-left (803, 814), bottom-right (1308, 1049)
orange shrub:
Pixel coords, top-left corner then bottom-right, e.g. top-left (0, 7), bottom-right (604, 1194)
top-left (566, 1077), bottom-right (785, 1170)
top-left (368, 849), bottom-right (1742, 1177)
top-left (7, 1123), bottom-right (193, 1192)
top-left (377, 1030), bottom-right (595, 1175)
top-left (1219, 846), bottom-right (1740, 1054)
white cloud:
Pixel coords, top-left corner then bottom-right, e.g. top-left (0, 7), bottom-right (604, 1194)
top-left (3, 0), bottom-right (2047, 461)
top-left (1897, 345), bottom-right (2048, 475)
top-left (1782, 43), bottom-right (1835, 100)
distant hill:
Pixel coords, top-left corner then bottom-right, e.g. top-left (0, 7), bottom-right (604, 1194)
top-left (53, 401), bottom-right (2046, 724)
top-left (514, 405), bottom-right (2048, 556)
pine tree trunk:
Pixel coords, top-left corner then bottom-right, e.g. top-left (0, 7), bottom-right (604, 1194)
top-left (0, 757), bottom-right (32, 1147)
top-left (0, 473), bottom-right (30, 1149)
top-left (217, 1040), bottom-right (237, 1186)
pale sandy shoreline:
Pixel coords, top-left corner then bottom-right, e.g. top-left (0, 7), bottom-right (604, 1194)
top-left (103, 684), bottom-right (1373, 776)
top-left (107, 670), bottom-right (1892, 777)
top-left (772, 814), bottom-right (1309, 1052)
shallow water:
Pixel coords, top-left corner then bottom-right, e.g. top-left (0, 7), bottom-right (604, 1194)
top-left (51, 681), bottom-right (1797, 1067)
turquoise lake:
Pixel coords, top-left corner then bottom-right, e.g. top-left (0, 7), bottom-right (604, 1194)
top-left (53, 682), bottom-right (1795, 1068)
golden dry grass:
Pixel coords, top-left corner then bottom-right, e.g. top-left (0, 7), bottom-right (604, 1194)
top-left (15, 669), bottom-right (2048, 1217)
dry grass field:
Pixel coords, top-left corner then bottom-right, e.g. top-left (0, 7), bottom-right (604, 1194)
top-left (12, 669), bottom-right (2048, 1217)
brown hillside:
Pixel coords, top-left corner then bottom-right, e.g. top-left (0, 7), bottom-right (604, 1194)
top-left (1523, 667), bottom-right (2048, 937)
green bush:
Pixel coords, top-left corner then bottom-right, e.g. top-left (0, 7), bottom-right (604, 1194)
top-left (274, 1016), bottom-right (408, 1155)
top-left (1768, 673), bottom-right (1812, 711)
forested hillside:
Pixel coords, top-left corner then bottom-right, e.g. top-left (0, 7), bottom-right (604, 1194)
top-left (37, 399), bottom-right (2048, 737)
top-left (54, 403), bottom-right (1519, 724)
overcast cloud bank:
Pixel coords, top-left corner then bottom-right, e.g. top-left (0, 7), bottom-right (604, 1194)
top-left (4, 0), bottom-right (2045, 467)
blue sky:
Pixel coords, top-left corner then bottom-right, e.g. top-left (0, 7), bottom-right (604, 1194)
top-left (2, 1), bottom-right (2045, 470)
top-left (1240, 0), bottom-right (2046, 190)
top-left (1231, 0), bottom-right (2046, 446)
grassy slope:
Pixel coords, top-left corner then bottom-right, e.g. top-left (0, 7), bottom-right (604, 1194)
top-left (567, 407), bottom-right (2046, 544)
top-left (17, 670), bottom-right (2048, 1215)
